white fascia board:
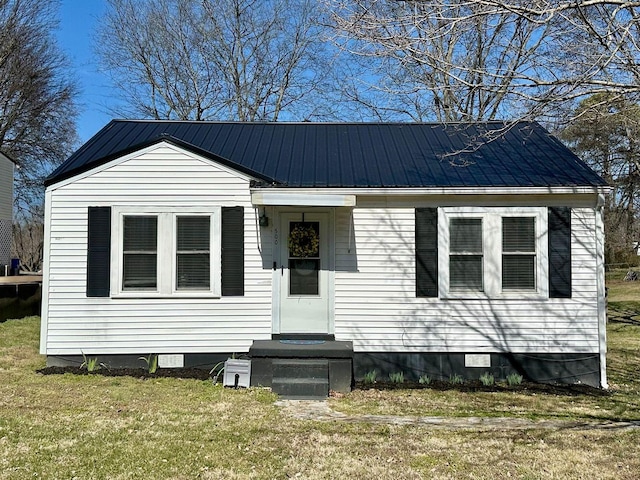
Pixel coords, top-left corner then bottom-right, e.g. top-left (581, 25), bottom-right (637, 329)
top-left (251, 186), bottom-right (610, 197)
top-left (47, 141), bottom-right (256, 190)
top-left (251, 192), bottom-right (356, 207)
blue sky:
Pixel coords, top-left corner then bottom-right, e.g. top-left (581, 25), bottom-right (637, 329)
top-left (56, 1), bottom-right (116, 144)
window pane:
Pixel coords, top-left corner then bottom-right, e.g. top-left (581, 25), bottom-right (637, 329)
top-left (450, 255), bottom-right (483, 291)
top-left (177, 253), bottom-right (210, 289)
top-left (176, 216), bottom-right (210, 290)
top-left (289, 258), bottom-right (319, 295)
top-left (123, 254), bottom-right (157, 289)
top-left (450, 218), bottom-right (482, 253)
top-left (503, 217), bottom-right (535, 252)
top-left (123, 216), bottom-right (157, 290)
top-left (177, 216), bottom-right (210, 250)
top-left (503, 255), bottom-right (535, 289)
top-left (124, 216), bottom-right (157, 250)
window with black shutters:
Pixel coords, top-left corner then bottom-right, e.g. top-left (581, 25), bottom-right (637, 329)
top-left (440, 207), bottom-right (548, 299)
top-left (111, 206), bottom-right (242, 297)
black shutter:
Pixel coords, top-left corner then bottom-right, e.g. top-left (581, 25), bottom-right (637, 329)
top-left (416, 208), bottom-right (438, 297)
top-left (221, 206), bottom-right (244, 296)
top-left (548, 207), bottom-right (572, 298)
top-left (86, 207), bottom-right (111, 297)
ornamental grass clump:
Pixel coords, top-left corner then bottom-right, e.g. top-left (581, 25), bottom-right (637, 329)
top-left (449, 373), bottom-right (464, 385)
top-left (506, 373), bottom-right (524, 386)
top-left (139, 354), bottom-right (158, 374)
top-left (363, 370), bottom-right (377, 384)
top-left (389, 371), bottom-right (404, 384)
top-left (479, 372), bottom-right (495, 386)
top-left (80, 352), bottom-right (100, 372)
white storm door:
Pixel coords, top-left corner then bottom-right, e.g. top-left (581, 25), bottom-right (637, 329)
top-left (279, 213), bottom-right (330, 334)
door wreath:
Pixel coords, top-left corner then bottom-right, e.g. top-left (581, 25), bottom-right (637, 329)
top-left (288, 223), bottom-right (319, 257)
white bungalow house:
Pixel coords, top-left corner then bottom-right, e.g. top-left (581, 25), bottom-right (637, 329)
top-left (0, 151), bottom-right (14, 272)
top-left (41, 121), bottom-right (609, 394)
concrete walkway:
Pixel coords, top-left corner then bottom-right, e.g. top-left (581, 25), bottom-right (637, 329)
top-left (275, 399), bottom-right (640, 431)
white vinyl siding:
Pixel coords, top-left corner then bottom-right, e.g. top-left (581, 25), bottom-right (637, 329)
top-left (334, 204), bottom-right (601, 354)
top-left (42, 143), bottom-right (272, 355)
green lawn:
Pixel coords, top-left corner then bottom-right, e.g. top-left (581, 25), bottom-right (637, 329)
top-left (1, 294), bottom-right (640, 478)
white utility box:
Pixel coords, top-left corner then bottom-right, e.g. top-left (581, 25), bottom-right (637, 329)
top-left (223, 359), bottom-right (251, 388)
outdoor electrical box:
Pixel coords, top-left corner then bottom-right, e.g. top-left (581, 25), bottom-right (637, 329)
top-left (223, 359), bottom-right (251, 388)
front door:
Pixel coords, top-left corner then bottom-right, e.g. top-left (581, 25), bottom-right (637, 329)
top-left (278, 212), bottom-right (330, 334)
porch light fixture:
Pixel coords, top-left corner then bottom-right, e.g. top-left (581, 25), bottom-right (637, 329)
top-left (258, 208), bottom-right (269, 227)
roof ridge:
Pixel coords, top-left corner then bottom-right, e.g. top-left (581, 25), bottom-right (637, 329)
top-left (108, 119), bottom-right (526, 127)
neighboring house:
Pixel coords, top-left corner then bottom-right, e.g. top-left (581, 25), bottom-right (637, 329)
top-left (41, 121), bottom-right (609, 392)
top-left (0, 152), bottom-right (14, 271)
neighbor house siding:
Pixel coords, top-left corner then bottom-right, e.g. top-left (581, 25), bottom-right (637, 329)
top-left (41, 144), bottom-right (272, 355)
top-left (0, 155), bottom-right (13, 266)
top-left (333, 203), bottom-right (600, 354)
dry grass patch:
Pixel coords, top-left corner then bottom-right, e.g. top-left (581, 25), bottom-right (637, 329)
top-left (2, 316), bottom-right (640, 479)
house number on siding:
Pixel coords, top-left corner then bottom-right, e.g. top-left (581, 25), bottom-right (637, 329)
top-left (274, 227), bottom-right (278, 246)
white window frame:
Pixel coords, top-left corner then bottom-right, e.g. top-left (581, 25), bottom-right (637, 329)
top-left (439, 207), bottom-right (548, 299)
top-left (111, 206), bottom-right (221, 298)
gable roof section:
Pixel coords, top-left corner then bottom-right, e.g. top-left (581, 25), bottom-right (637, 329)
top-left (46, 120), bottom-right (607, 188)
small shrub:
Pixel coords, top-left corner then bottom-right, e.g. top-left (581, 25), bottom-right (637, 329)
top-left (139, 354), bottom-right (158, 374)
top-left (449, 373), bottom-right (464, 385)
top-left (418, 374), bottom-right (431, 385)
top-left (479, 372), bottom-right (495, 386)
top-left (363, 370), bottom-right (377, 384)
top-left (506, 373), bottom-right (523, 386)
top-left (389, 371), bottom-right (404, 383)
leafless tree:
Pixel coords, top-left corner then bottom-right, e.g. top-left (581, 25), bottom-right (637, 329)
top-left (0, 0), bottom-right (78, 269)
top-left (327, 0), bottom-right (640, 124)
top-left (562, 94), bottom-right (640, 265)
top-left (98, 0), bottom-right (337, 122)
top-left (11, 205), bottom-right (44, 272)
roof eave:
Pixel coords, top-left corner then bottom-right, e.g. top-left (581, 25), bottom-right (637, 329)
top-left (249, 185), bottom-right (611, 196)
top-left (45, 134), bottom-right (280, 187)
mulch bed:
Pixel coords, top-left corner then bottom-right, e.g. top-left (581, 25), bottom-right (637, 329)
top-left (354, 380), bottom-right (610, 397)
top-left (37, 366), bottom-right (212, 381)
top-left (37, 366), bottom-right (608, 397)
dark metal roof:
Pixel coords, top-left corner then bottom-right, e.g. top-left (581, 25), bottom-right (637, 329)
top-left (46, 120), bottom-right (607, 188)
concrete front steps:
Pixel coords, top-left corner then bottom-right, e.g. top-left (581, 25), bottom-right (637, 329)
top-left (249, 339), bottom-right (353, 399)
top-left (271, 359), bottom-right (330, 398)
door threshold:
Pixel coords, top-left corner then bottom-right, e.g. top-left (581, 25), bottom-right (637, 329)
top-left (272, 333), bottom-right (335, 341)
